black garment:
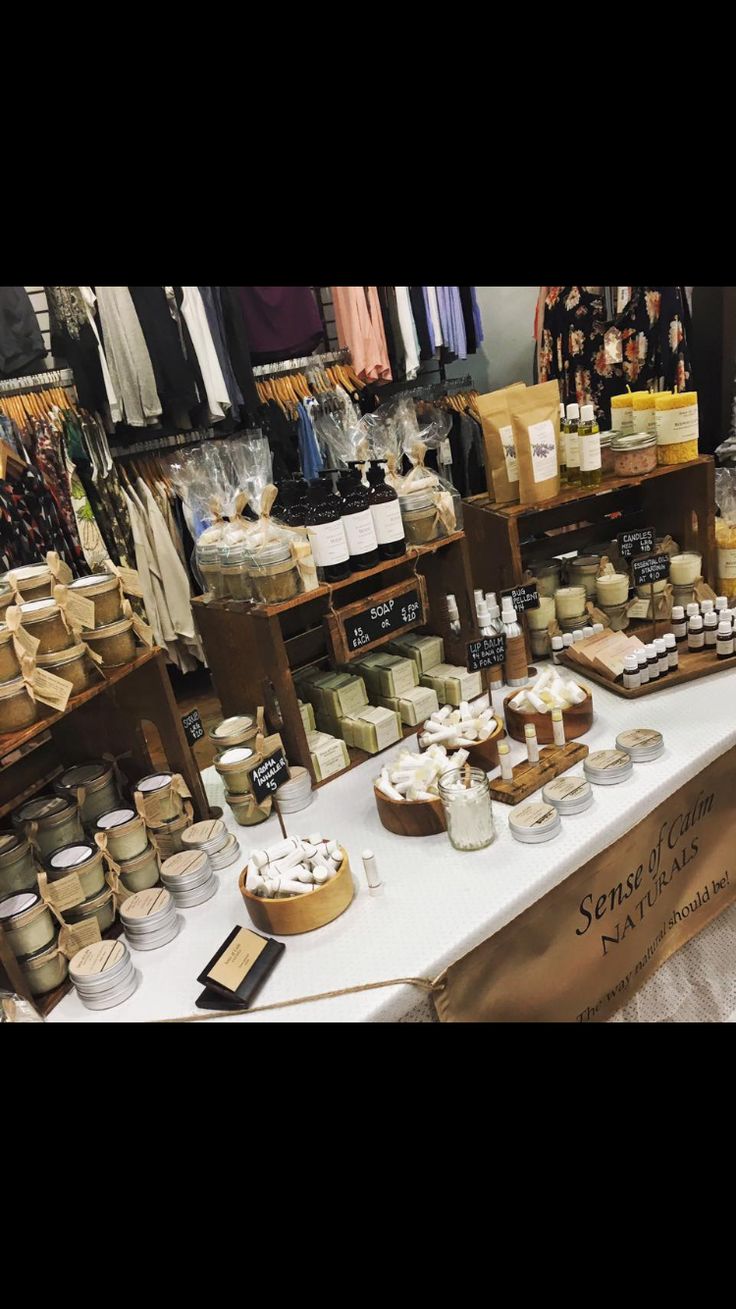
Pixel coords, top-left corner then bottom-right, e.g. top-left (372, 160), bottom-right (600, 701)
top-left (128, 287), bottom-right (198, 418)
top-left (0, 288), bottom-right (46, 378)
top-left (256, 401), bottom-right (300, 482)
top-left (219, 286), bottom-right (259, 420)
top-left (173, 287), bottom-right (210, 429)
top-left (409, 287), bottom-right (434, 362)
top-left (378, 287), bottom-right (406, 381)
top-left (46, 286), bottom-right (110, 415)
top-left (458, 287), bottom-right (478, 355)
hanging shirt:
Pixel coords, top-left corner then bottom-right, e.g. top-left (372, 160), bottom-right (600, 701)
top-left (239, 287), bottom-right (323, 364)
top-left (198, 286), bottom-right (243, 419)
top-left (425, 287), bottom-right (444, 350)
top-left (95, 287), bottom-right (162, 427)
top-left (179, 287), bottom-right (231, 423)
top-left (0, 287), bottom-right (45, 378)
top-left (332, 287), bottom-right (393, 383)
top-left (394, 287), bottom-right (421, 380)
top-left (297, 402), bottom-right (324, 481)
top-left (79, 287), bottom-right (122, 423)
top-left (128, 286), bottom-right (198, 418)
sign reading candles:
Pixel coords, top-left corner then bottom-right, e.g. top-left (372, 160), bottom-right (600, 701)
top-left (501, 582), bottom-right (540, 613)
top-left (618, 527), bottom-right (656, 560)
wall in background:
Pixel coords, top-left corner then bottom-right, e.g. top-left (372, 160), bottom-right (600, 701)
top-left (445, 286), bottom-right (539, 394)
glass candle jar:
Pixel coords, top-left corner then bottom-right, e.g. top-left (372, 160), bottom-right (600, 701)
top-left (55, 762), bottom-right (121, 828)
top-left (533, 560), bottom-right (562, 597)
top-left (251, 543), bottom-right (301, 605)
top-left (68, 573), bottom-right (124, 626)
top-left (196, 542), bottom-right (224, 598)
top-left (0, 676), bottom-right (37, 734)
top-left (0, 890), bottom-right (55, 957)
top-left (66, 886), bottom-right (116, 935)
top-left (595, 573), bottom-right (630, 607)
top-left (0, 831), bottom-right (39, 896)
top-left (636, 579), bottom-right (668, 598)
top-left (135, 772), bottom-right (184, 823)
top-left (610, 432), bottom-right (658, 478)
top-left (119, 843), bottom-right (161, 894)
top-left (226, 791), bottom-right (272, 826)
top-left (96, 808), bottom-right (149, 862)
top-left (46, 843), bottom-right (107, 899)
top-left (567, 555), bottom-right (600, 599)
top-left (599, 431), bottom-right (615, 477)
top-left (529, 628), bottom-right (552, 660)
top-left (669, 552), bottom-right (702, 586)
top-left (84, 618), bottom-right (138, 667)
top-left (526, 595), bottom-right (556, 631)
top-left (37, 643), bottom-right (94, 695)
top-left (18, 599), bottom-right (74, 654)
top-left (598, 601), bottom-right (629, 631)
top-left (7, 564), bottom-right (54, 602)
top-left (209, 715), bottom-right (257, 750)
top-left (14, 795), bottom-right (84, 860)
top-left (438, 767), bottom-right (495, 852)
top-left (555, 586), bottom-right (587, 621)
top-left (148, 810), bottom-right (192, 858)
top-left (21, 938), bottom-right (68, 995)
top-left (0, 625), bottom-right (21, 684)
top-left (214, 746), bottom-right (256, 795)
top-left (399, 490), bottom-right (440, 546)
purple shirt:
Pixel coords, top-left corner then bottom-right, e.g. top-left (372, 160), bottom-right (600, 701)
top-left (238, 287), bottom-right (323, 362)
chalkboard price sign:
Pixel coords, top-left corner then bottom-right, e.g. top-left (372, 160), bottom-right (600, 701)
top-left (341, 586), bottom-right (425, 655)
top-left (631, 553), bottom-right (670, 588)
top-left (181, 709), bottom-right (204, 747)
top-left (618, 526), bottom-right (656, 559)
top-left (250, 749), bottom-right (290, 803)
top-left (501, 582), bottom-right (540, 613)
top-left (466, 633), bottom-right (506, 673)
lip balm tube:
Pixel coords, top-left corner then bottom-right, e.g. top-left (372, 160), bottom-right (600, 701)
top-left (524, 724), bottom-right (540, 764)
top-left (362, 849), bottom-right (383, 892)
top-left (498, 742), bottom-right (513, 781)
top-left (551, 708), bottom-right (565, 747)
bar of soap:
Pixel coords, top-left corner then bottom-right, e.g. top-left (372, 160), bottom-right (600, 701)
top-left (298, 700), bottom-right (316, 731)
top-left (294, 669), bottom-right (338, 710)
top-left (308, 734), bottom-right (350, 782)
top-left (321, 673), bottom-right (368, 717)
top-left (379, 684), bottom-right (439, 726)
top-left (420, 667), bottom-right (450, 701)
top-left (350, 706), bottom-right (402, 753)
top-left (389, 633), bottom-right (445, 673)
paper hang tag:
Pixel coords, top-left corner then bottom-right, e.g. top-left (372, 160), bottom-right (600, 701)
top-left (27, 666), bottom-right (73, 712)
top-left (172, 774), bottom-right (192, 801)
top-left (57, 918), bottom-right (102, 958)
top-left (626, 597), bottom-right (651, 620)
top-left (94, 832), bottom-right (108, 854)
top-left (135, 789), bottom-right (165, 826)
top-left (46, 551), bottom-right (73, 586)
top-left (56, 584), bottom-right (96, 630)
top-left (695, 578), bottom-right (718, 603)
top-left (38, 867), bottom-right (85, 913)
top-left (84, 640), bottom-right (104, 666)
top-left (6, 606), bottom-right (40, 657)
top-left (117, 567), bottom-right (143, 599)
top-left (130, 613), bottom-right (154, 647)
top-left (105, 865), bottom-right (132, 906)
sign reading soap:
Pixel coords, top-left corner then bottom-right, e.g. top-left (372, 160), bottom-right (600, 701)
top-left (344, 587), bottom-right (423, 653)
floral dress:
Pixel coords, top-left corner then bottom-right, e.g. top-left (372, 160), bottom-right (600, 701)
top-left (539, 286), bottom-right (693, 426)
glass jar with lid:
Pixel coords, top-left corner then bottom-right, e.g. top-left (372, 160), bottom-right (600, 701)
top-left (0, 830), bottom-right (38, 896)
top-left (567, 554), bottom-right (600, 599)
top-left (0, 624), bottom-right (20, 684)
top-left (0, 676), bottom-right (37, 734)
top-left (219, 541), bottom-right (257, 602)
top-left (533, 560), bottom-right (562, 597)
top-left (18, 599), bottom-right (74, 655)
top-left (7, 563), bottom-right (54, 603)
top-left (21, 937), bottom-right (68, 995)
top-left (37, 643), bottom-right (95, 695)
top-left (438, 767), bottom-right (495, 852)
top-left (399, 489), bottom-right (440, 546)
top-left (599, 431), bottom-right (615, 477)
top-left (55, 761), bottom-right (121, 827)
top-left (610, 432), bottom-right (658, 478)
top-left (14, 794), bottom-right (84, 860)
top-left (68, 573), bottom-right (124, 626)
top-left (250, 542), bottom-right (301, 604)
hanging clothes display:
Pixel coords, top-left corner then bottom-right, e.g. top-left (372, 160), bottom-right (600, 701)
top-left (239, 287), bottom-right (324, 364)
top-left (46, 287), bottom-right (113, 420)
top-left (0, 288), bottom-right (46, 379)
top-left (332, 287), bottom-right (393, 383)
top-left (198, 286), bottom-right (244, 421)
top-left (128, 286), bottom-right (198, 424)
top-left (538, 286), bottom-right (694, 425)
top-left (218, 287), bottom-right (260, 421)
top-left (179, 287), bottom-right (232, 424)
top-left (394, 287), bottom-right (421, 380)
top-left (95, 287), bottom-right (162, 428)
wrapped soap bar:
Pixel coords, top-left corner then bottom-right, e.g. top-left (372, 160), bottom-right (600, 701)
top-left (419, 667), bottom-right (450, 700)
top-left (378, 684), bottom-right (439, 726)
top-left (321, 673), bottom-right (368, 717)
top-left (389, 633), bottom-right (445, 672)
top-left (307, 731), bottom-right (350, 781)
top-left (298, 700), bottom-right (316, 732)
top-left (368, 653), bottom-right (418, 696)
top-left (442, 664), bottom-right (483, 705)
top-left (350, 706), bottom-right (402, 753)
top-left (294, 669), bottom-right (338, 711)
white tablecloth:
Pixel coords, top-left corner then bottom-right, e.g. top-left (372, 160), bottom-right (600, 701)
top-left (49, 665), bottom-right (736, 1024)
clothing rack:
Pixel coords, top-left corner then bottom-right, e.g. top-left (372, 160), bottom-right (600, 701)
top-left (109, 426), bottom-right (264, 459)
top-left (252, 348), bottom-right (350, 379)
top-left (0, 367), bottom-right (74, 397)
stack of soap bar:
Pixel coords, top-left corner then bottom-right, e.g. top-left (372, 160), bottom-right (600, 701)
top-left (298, 699), bottom-right (316, 732)
top-left (420, 663), bottom-right (483, 706)
top-left (349, 652), bottom-right (419, 697)
top-left (389, 633), bottom-right (445, 673)
top-left (342, 705), bottom-right (402, 753)
top-left (378, 684), bottom-right (439, 726)
top-left (306, 730), bottom-right (350, 781)
top-left (320, 673), bottom-right (368, 717)
top-left (294, 668), bottom-right (340, 711)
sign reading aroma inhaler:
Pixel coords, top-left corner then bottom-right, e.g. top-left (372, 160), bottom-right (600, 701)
top-left (434, 748), bottom-right (736, 1023)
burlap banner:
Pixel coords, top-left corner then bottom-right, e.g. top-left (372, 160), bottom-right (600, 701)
top-left (435, 746), bottom-right (736, 1022)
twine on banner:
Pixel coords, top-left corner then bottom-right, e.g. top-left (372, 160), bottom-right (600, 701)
top-left (155, 974), bottom-right (447, 1024)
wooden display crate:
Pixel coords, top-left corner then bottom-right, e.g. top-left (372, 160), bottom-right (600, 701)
top-left (463, 457), bottom-right (716, 594)
top-left (0, 649), bottom-right (211, 1019)
top-left (193, 532), bottom-right (480, 786)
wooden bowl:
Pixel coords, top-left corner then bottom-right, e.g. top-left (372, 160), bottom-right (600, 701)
top-left (374, 785), bottom-right (447, 837)
top-left (503, 686), bottom-right (593, 745)
top-left (239, 849), bottom-right (354, 935)
top-left (417, 715), bottom-right (506, 770)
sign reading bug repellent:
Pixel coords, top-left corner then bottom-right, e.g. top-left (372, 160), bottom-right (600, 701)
top-left (501, 582), bottom-right (540, 613)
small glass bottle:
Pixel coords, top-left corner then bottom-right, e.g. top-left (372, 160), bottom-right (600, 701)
top-left (671, 605), bottom-right (687, 642)
top-left (655, 637), bottom-right (668, 676)
top-left (565, 403), bottom-right (581, 485)
top-left (623, 654), bottom-right (640, 690)
top-left (559, 402), bottom-right (567, 485)
top-left (305, 479), bottom-right (350, 583)
top-left (562, 633), bottom-right (573, 654)
top-left (717, 621), bottom-right (734, 659)
top-left (637, 649), bottom-right (650, 684)
top-left (367, 462), bottom-right (406, 560)
top-left (688, 614), bottom-right (704, 651)
top-left (551, 635), bottom-right (564, 664)
top-left (700, 599), bottom-right (714, 616)
top-left (646, 642), bottom-right (659, 680)
top-left (338, 468), bottom-right (379, 571)
top-left (715, 595), bottom-right (728, 616)
top-left (704, 611), bottom-right (718, 648)
top-left (579, 404), bottom-right (602, 488)
top-left (664, 632), bottom-right (679, 670)
top-left (686, 602), bottom-right (699, 621)
top-left (438, 768), bottom-right (495, 852)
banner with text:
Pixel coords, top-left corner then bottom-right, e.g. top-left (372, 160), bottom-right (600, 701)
top-left (435, 747), bottom-right (736, 1022)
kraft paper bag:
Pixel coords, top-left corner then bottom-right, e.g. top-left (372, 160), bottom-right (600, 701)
top-left (476, 382), bottom-right (526, 505)
top-left (510, 381), bottom-right (562, 506)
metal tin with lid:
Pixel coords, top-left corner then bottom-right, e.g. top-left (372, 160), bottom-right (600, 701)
top-left (542, 774), bottom-right (594, 815)
top-left (208, 833), bottom-right (241, 870)
top-left (615, 728), bottom-right (665, 762)
top-left (0, 890), bottom-right (55, 957)
top-left (509, 802), bottom-right (562, 844)
top-left (69, 938), bottom-right (137, 1009)
top-left (120, 887), bottom-right (179, 950)
top-left (68, 573), bottom-right (124, 626)
top-left (181, 819), bottom-right (229, 856)
top-left (55, 761), bottom-right (120, 826)
top-left (0, 829), bottom-right (38, 895)
top-left (96, 807), bottom-right (148, 861)
top-left (584, 749), bottom-right (634, 785)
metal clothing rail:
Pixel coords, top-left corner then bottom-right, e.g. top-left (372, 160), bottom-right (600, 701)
top-left (109, 426), bottom-right (264, 459)
top-left (0, 367), bottom-right (74, 396)
top-left (252, 348), bottom-right (350, 379)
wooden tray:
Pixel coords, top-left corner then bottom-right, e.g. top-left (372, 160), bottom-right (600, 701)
top-left (489, 742), bottom-right (589, 805)
top-left (503, 688), bottom-right (593, 744)
top-left (417, 715), bottom-right (506, 770)
top-left (561, 645), bottom-right (736, 698)
top-left (239, 849), bottom-right (354, 935)
top-left (374, 785), bottom-right (447, 837)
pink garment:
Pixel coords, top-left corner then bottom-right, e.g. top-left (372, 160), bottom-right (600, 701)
top-left (331, 287), bottom-right (392, 383)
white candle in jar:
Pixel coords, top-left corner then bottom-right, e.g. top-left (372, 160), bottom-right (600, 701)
top-left (595, 573), bottom-right (630, 606)
top-left (669, 552), bottom-right (702, 586)
top-left (555, 586), bottom-right (587, 621)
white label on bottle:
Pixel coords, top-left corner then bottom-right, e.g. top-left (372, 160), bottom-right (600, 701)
top-left (656, 406), bottom-right (699, 446)
top-left (580, 433), bottom-right (602, 472)
top-left (343, 508), bottom-right (378, 559)
top-left (527, 419), bottom-right (558, 483)
top-left (566, 431), bottom-right (580, 468)
top-left (371, 499), bottom-right (405, 545)
top-left (718, 547), bottom-right (736, 579)
top-left (306, 519), bottom-right (349, 567)
top-left (499, 424), bottom-right (518, 483)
